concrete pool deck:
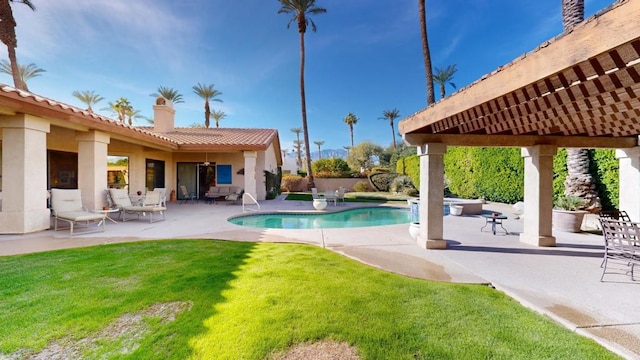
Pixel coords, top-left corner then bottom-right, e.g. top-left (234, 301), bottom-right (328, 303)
top-left (0, 196), bottom-right (639, 359)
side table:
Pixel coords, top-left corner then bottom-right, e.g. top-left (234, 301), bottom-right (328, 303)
top-left (481, 213), bottom-right (508, 235)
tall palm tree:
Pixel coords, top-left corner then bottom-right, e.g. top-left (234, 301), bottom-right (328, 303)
top-left (418, 0), bottom-right (435, 105)
top-left (0, 0), bottom-right (34, 91)
top-left (561, 0), bottom-right (599, 211)
top-left (151, 86), bottom-right (184, 104)
top-left (192, 83), bottom-right (223, 128)
top-left (72, 90), bottom-right (104, 112)
top-left (106, 97), bottom-right (132, 123)
top-left (290, 127), bottom-right (303, 170)
top-left (433, 64), bottom-right (457, 100)
top-left (380, 108), bottom-right (401, 149)
top-left (343, 112), bottom-right (358, 148)
top-left (278, 0), bottom-right (326, 189)
top-left (313, 140), bottom-right (324, 160)
top-left (0, 59), bottom-right (43, 90)
top-left (211, 109), bottom-right (226, 128)
top-left (293, 139), bottom-right (304, 170)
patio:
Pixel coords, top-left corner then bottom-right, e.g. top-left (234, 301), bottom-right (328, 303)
top-left (0, 197), bottom-right (638, 358)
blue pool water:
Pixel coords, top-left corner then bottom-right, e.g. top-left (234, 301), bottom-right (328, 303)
top-left (228, 207), bottom-right (411, 229)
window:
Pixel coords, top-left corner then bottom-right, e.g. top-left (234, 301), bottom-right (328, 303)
top-left (217, 165), bottom-right (232, 184)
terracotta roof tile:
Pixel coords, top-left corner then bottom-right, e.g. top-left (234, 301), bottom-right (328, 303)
top-left (138, 127), bottom-right (278, 150)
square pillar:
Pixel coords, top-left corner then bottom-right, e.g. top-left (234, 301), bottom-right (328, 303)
top-left (77, 131), bottom-right (110, 210)
top-left (520, 145), bottom-right (557, 247)
top-left (243, 151), bottom-right (257, 201)
top-left (417, 143), bottom-right (447, 249)
top-left (0, 114), bottom-right (51, 234)
top-left (616, 147), bottom-right (640, 221)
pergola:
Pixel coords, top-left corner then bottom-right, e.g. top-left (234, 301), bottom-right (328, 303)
top-left (399, 0), bottom-right (640, 249)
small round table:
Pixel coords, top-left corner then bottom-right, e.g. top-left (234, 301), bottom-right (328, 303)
top-left (481, 213), bottom-right (508, 235)
top-left (93, 208), bottom-right (120, 226)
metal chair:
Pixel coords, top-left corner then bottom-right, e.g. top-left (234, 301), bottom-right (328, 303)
top-left (180, 185), bottom-right (197, 204)
top-left (598, 218), bottom-right (640, 281)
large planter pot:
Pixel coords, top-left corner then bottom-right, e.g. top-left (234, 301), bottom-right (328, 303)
top-left (552, 209), bottom-right (588, 232)
top-left (450, 205), bottom-right (463, 216)
top-left (313, 198), bottom-right (327, 210)
top-left (409, 222), bottom-right (420, 240)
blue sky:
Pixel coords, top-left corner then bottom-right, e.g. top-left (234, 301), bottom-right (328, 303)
top-left (10, 0), bottom-right (613, 153)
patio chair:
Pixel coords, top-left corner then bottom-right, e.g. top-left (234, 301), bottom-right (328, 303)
top-left (50, 188), bottom-right (106, 235)
top-left (311, 187), bottom-right (319, 199)
top-left (324, 190), bottom-right (337, 206)
top-left (180, 185), bottom-right (197, 204)
top-left (336, 187), bottom-right (346, 206)
top-left (109, 189), bottom-right (166, 223)
top-left (599, 210), bottom-right (631, 222)
top-left (225, 188), bottom-right (244, 205)
top-left (598, 218), bottom-right (640, 281)
top-left (153, 188), bottom-right (167, 207)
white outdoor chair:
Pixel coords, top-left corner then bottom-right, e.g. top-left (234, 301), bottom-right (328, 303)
top-left (153, 188), bottom-right (167, 207)
top-left (50, 188), bottom-right (106, 235)
top-left (109, 189), bottom-right (166, 223)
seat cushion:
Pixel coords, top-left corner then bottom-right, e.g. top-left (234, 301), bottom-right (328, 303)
top-left (57, 211), bottom-right (105, 222)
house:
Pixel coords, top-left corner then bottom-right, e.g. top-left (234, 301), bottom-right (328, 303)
top-left (0, 86), bottom-right (282, 234)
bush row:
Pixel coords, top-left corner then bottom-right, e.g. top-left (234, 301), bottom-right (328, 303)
top-left (396, 147), bottom-right (619, 209)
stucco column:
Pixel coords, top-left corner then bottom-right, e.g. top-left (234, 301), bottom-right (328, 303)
top-left (243, 151), bottom-right (257, 201)
top-left (417, 143), bottom-right (447, 249)
top-left (520, 145), bottom-right (557, 247)
top-left (76, 131), bottom-right (110, 210)
top-left (0, 114), bottom-right (51, 234)
top-left (616, 147), bottom-right (640, 221)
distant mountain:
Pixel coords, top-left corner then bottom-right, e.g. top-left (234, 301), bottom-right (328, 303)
top-left (310, 148), bottom-right (347, 160)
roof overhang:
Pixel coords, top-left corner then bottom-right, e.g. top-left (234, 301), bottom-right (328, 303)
top-left (400, 0), bottom-right (640, 149)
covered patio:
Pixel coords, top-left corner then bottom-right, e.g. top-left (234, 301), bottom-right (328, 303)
top-left (399, 0), bottom-right (640, 249)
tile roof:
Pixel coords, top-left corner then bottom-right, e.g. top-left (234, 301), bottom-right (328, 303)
top-left (0, 84), bottom-right (280, 152)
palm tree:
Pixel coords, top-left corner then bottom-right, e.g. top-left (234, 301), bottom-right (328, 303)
top-left (0, 0), bottom-right (34, 91)
top-left (561, 0), bottom-right (599, 211)
top-left (192, 83), bottom-right (223, 128)
top-left (0, 59), bottom-right (43, 90)
top-left (72, 90), bottom-right (104, 112)
top-left (293, 139), bottom-right (304, 170)
top-left (106, 97), bottom-right (132, 123)
top-left (211, 109), bottom-right (226, 128)
top-left (313, 140), bottom-right (324, 160)
top-left (124, 107), bottom-right (143, 126)
top-left (380, 108), bottom-right (401, 149)
top-left (278, 0), bottom-right (326, 189)
top-left (343, 145), bottom-right (351, 157)
top-left (418, 0), bottom-right (435, 105)
top-left (343, 112), bottom-right (358, 148)
top-left (433, 64), bottom-right (457, 100)
top-left (151, 86), bottom-right (184, 104)
top-left (290, 127), bottom-right (303, 170)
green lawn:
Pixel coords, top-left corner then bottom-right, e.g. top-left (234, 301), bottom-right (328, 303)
top-left (0, 240), bottom-right (617, 359)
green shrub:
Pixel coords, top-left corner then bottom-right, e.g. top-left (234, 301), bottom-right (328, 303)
top-left (444, 147), bottom-right (480, 199)
top-left (552, 148), bottom-right (568, 201)
top-left (593, 149), bottom-right (618, 210)
top-left (402, 187), bottom-right (419, 197)
top-left (353, 180), bottom-right (370, 192)
top-left (396, 155), bottom-right (420, 188)
top-left (368, 172), bottom-right (399, 192)
top-left (554, 195), bottom-right (585, 211)
top-left (281, 174), bottom-right (304, 192)
top-left (264, 169), bottom-right (281, 200)
top-left (370, 167), bottom-right (390, 173)
top-left (312, 158), bottom-right (351, 178)
top-left (389, 175), bottom-right (416, 194)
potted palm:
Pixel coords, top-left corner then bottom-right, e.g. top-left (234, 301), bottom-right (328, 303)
top-left (552, 195), bottom-right (588, 232)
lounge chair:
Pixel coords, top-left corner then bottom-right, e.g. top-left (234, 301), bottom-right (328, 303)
top-left (225, 188), bottom-right (244, 205)
top-left (153, 187), bottom-right (167, 207)
top-left (311, 188), bottom-right (319, 199)
top-left (109, 189), bottom-right (166, 223)
top-left (50, 188), bottom-right (106, 235)
top-left (336, 187), bottom-right (346, 206)
top-left (599, 218), bottom-right (640, 281)
top-left (180, 185), bottom-right (197, 204)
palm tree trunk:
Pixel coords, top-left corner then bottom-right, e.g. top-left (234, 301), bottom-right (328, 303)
top-left (299, 31), bottom-right (315, 189)
top-left (391, 121), bottom-right (397, 149)
top-left (204, 100), bottom-right (211, 128)
top-left (349, 125), bottom-right (354, 148)
top-left (0, 0), bottom-right (25, 91)
top-left (439, 83), bottom-right (445, 99)
top-left (419, 0), bottom-right (435, 105)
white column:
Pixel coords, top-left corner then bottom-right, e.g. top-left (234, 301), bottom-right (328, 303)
top-left (616, 147), bottom-right (640, 221)
top-left (417, 143), bottom-right (447, 249)
top-left (520, 145), bottom-right (557, 247)
top-left (243, 151), bottom-right (258, 200)
top-left (0, 114), bottom-right (51, 234)
top-left (77, 131), bottom-right (110, 210)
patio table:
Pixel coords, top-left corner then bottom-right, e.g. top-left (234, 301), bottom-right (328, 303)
top-left (481, 213), bottom-right (508, 235)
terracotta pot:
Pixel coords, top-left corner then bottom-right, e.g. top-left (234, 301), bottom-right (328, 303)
top-left (552, 209), bottom-right (587, 232)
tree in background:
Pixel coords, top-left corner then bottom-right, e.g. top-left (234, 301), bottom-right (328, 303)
top-left (192, 83), bottom-right (223, 128)
top-left (151, 86), bottom-right (184, 104)
top-left (72, 90), bottom-right (104, 112)
top-left (0, 60), bottom-right (43, 90)
top-left (0, 0), bottom-right (34, 90)
top-left (561, 0), bottom-right (600, 211)
top-left (343, 112), bottom-right (358, 148)
top-left (343, 145), bottom-right (351, 157)
top-left (433, 64), bottom-right (457, 99)
top-left (347, 141), bottom-right (383, 172)
top-left (106, 97), bottom-right (133, 123)
top-left (211, 109), bottom-right (226, 128)
top-left (290, 127), bottom-right (303, 170)
top-left (418, 0), bottom-right (435, 105)
top-left (313, 140), bottom-right (324, 159)
top-left (278, 0), bottom-right (327, 189)
top-left (380, 108), bottom-right (401, 149)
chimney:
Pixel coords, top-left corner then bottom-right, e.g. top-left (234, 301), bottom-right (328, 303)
top-left (153, 97), bottom-right (175, 133)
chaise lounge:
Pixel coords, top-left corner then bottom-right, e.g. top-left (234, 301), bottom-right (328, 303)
top-left (109, 189), bottom-right (167, 223)
top-left (50, 188), bottom-right (106, 235)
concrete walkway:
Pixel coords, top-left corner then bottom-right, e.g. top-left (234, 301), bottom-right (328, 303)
top-left (1, 197), bottom-right (638, 359)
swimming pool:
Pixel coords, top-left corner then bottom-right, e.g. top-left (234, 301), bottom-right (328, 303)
top-left (228, 207), bottom-right (411, 229)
